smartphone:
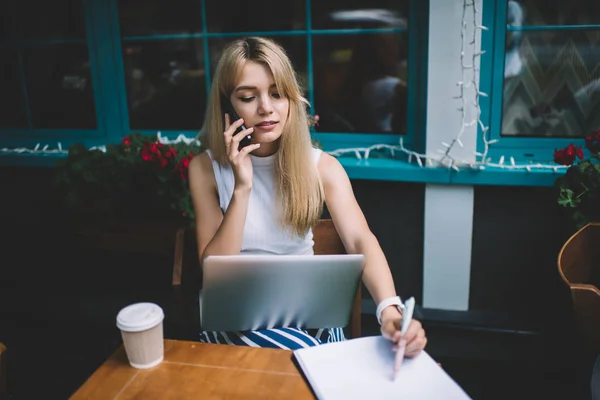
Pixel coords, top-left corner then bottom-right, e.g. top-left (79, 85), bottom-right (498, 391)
top-left (221, 97), bottom-right (252, 150)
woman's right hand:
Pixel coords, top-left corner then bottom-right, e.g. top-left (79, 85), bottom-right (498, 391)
top-left (224, 113), bottom-right (260, 190)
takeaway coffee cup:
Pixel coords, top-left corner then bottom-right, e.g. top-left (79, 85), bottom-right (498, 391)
top-left (116, 302), bottom-right (165, 369)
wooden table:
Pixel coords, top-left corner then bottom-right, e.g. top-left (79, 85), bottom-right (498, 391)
top-left (70, 340), bottom-right (314, 399)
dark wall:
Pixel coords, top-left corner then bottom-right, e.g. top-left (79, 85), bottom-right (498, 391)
top-left (350, 180), bottom-right (425, 302)
top-left (470, 186), bottom-right (575, 330)
top-left (0, 166), bottom-right (576, 330)
top-left (0, 167), bottom-right (426, 300)
top-left (1, 166), bottom-right (70, 293)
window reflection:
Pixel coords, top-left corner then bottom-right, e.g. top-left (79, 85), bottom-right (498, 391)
top-left (122, 39), bottom-right (206, 130)
top-left (502, 1), bottom-right (600, 137)
top-left (23, 45), bottom-right (96, 129)
top-left (511, 0), bottom-right (600, 26)
top-left (0, 49), bottom-right (27, 128)
top-left (313, 32), bottom-right (408, 134)
top-left (114, 0), bottom-right (412, 135)
top-left (17, 0), bottom-right (85, 39)
top-left (118, 0), bottom-right (202, 37)
top-left (312, 1), bottom-right (409, 30)
top-left (205, 0), bottom-right (305, 33)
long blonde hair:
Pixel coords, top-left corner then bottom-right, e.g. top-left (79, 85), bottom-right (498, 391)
top-left (200, 37), bottom-right (323, 237)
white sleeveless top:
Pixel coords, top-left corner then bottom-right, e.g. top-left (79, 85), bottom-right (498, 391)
top-left (206, 148), bottom-right (322, 255)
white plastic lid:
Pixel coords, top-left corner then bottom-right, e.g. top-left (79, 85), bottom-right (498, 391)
top-left (116, 302), bottom-right (164, 332)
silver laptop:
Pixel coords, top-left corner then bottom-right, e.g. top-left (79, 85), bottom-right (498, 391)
top-left (199, 254), bottom-right (364, 332)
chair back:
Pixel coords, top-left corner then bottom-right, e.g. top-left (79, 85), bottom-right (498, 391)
top-left (313, 219), bottom-right (362, 338)
top-left (558, 223), bottom-right (600, 352)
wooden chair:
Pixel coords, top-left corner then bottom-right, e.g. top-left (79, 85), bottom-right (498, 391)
top-left (557, 222), bottom-right (600, 352)
top-left (312, 219), bottom-right (362, 339)
top-left (0, 342), bottom-right (6, 400)
top-left (172, 218), bottom-right (363, 338)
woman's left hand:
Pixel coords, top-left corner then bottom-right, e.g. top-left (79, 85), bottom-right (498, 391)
top-left (381, 315), bottom-right (427, 358)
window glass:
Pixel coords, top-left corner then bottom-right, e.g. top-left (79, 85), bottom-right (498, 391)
top-left (501, 1), bottom-right (600, 137)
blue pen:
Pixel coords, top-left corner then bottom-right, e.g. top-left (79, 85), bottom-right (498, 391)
top-left (393, 297), bottom-right (415, 381)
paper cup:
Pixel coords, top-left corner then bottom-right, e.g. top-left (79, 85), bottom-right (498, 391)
top-left (116, 302), bottom-right (165, 369)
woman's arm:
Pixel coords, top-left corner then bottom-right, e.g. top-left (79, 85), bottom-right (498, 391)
top-left (318, 153), bottom-right (426, 356)
top-left (317, 153), bottom-right (396, 303)
top-left (188, 153), bottom-right (250, 262)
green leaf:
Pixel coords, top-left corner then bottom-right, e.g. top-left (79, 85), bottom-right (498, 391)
top-left (70, 161), bottom-right (85, 173)
top-left (579, 160), bottom-right (592, 172)
top-left (572, 210), bottom-right (590, 229)
top-left (557, 188), bottom-right (581, 207)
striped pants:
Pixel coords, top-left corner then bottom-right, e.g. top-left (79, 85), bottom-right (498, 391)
top-left (199, 327), bottom-right (346, 350)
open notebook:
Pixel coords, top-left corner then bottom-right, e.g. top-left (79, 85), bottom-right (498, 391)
top-left (293, 336), bottom-right (471, 400)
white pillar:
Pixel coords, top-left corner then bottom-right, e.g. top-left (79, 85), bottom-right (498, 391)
top-left (422, 0), bottom-right (482, 310)
top-left (423, 185), bottom-right (474, 310)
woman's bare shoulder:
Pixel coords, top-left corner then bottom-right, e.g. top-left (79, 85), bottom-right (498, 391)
top-left (317, 152), bottom-right (348, 185)
top-left (189, 151), bottom-right (216, 186)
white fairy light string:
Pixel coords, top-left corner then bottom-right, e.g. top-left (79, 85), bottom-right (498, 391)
top-left (438, 0), bottom-right (491, 171)
top-left (156, 132), bottom-right (200, 146)
top-left (0, 1), bottom-right (567, 174)
top-left (0, 143), bottom-right (68, 155)
top-left (0, 132), bottom-right (198, 157)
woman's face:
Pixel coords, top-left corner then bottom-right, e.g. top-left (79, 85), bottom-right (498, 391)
top-left (229, 61), bottom-right (289, 156)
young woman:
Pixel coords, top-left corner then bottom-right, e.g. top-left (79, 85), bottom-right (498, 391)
top-left (188, 37), bottom-right (427, 355)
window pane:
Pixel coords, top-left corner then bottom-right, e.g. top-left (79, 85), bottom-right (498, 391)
top-left (0, 49), bottom-right (27, 128)
top-left (508, 0), bottom-right (600, 27)
top-left (208, 36), bottom-right (308, 90)
top-left (312, 33), bottom-right (409, 134)
top-left (17, 0), bottom-right (85, 40)
top-left (122, 39), bottom-right (206, 130)
top-left (312, 0), bottom-right (409, 30)
top-left (501, 30), bottom-right (600, 137)
top-left (23, 44), bottom-right (97, 129)
top-left (205, 0), bottom-right (305, 33)
top-left (118, 0), bottom-right (202, 37)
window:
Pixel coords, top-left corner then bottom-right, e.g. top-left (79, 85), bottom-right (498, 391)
top-left (0, 0), bottom-right (107, 145)
top-left (1, 0), bottom-right (427, 163)
top-left (114, 0), bottom-right (425, 152)
top-left (480, 0), bottom-right (600, 161)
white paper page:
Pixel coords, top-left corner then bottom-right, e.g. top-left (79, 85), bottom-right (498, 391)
top-left (294, 336), bottom-right (471, 400)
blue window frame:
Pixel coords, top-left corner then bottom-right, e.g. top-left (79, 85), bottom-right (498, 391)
top-left (0, 0), bottom-right (122, 149)
top-left (480, 0), bottom-right (600, 162)
top-left (0, 0), bottom-right (429, 162)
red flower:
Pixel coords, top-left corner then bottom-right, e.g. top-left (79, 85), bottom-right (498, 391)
top-left (177, 154), bottom-right (195, 180)
top-left (141, 144), bottom-right (154, 161)
top-left (141, 151), bottom-right (153, 161)
top-left (585, 130), bottom-right (600, 155)
top-left (164, 146), bottom-right (177, 159)
top-left (554, 143), bottom-right (583, 166)
top-left (122, 137), bottom-right (132, 146)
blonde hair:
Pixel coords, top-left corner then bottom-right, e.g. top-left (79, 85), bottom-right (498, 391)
top-left (200, 37), bottom-right (323, 236)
